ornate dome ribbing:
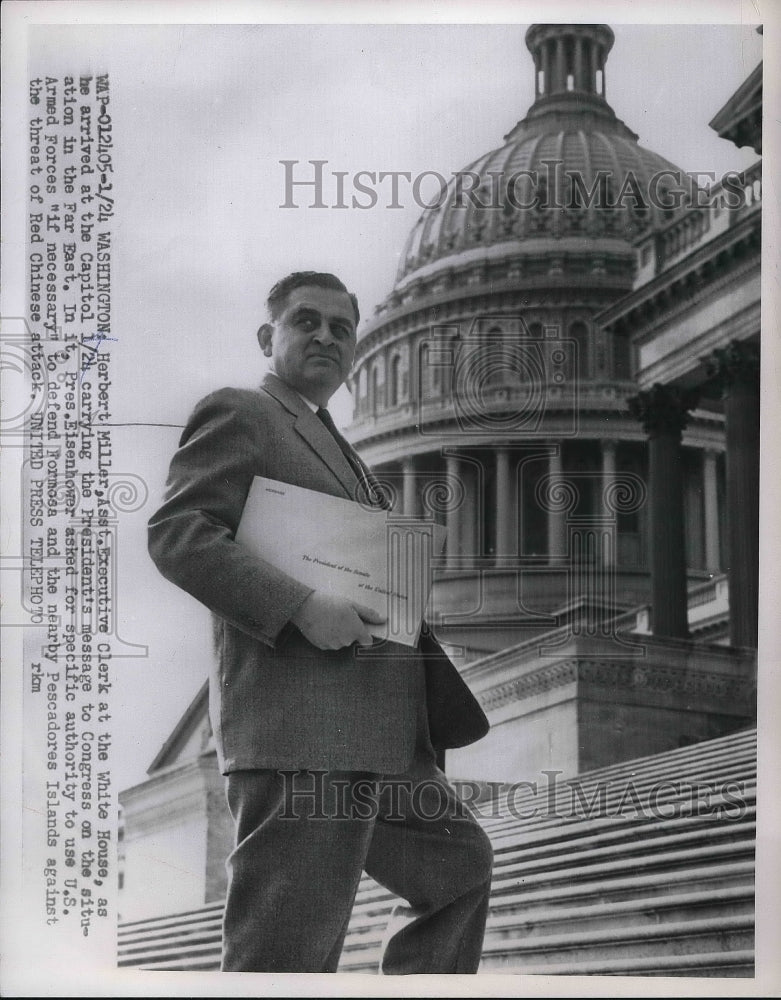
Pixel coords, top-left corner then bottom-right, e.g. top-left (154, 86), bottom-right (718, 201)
top-left (394, 24), bottom-right (693, 292)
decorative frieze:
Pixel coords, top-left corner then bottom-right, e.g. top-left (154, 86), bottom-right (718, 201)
top-left (479, 655), bottom-right (756, 714)
top-left (480, 659), bottom-right (579, 711)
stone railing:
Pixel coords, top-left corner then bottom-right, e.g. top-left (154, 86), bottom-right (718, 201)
top-left (657, 208), bottom-right (711, 266)
top-left (652, 161), bottom-right (761, 274)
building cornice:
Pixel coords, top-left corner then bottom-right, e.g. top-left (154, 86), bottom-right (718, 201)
top-left (709, 62), bottom-right (762, 153)
top-left (478, 655), bottom-right (756, 715)
top-left (462, 628), bottom-right (755, 682)
top-left (598, 210), bottom-right (760, 337)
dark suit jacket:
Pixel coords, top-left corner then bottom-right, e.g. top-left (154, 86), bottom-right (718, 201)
top-left (148, 372), bottom-right (488, 774)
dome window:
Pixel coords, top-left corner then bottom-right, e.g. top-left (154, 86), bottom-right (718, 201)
top-left (389, 354), bottom-right (403, 408)
top-left (569, 321), bottom-right (590, 379)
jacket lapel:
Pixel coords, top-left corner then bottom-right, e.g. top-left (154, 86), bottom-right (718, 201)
top-left (259, 371), bottom-right (358, 499)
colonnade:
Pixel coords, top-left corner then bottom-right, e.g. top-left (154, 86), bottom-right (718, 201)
top-left (389, 437), bottom-right (726, 575)
top-left (375, 355), bottom-right (753, 643)
top-left (628, 341), bottom-right (759, 647)
top-left (534, 33), bottom-right (607, 99)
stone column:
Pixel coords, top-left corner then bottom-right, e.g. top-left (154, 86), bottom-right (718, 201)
top-left (574, 36), bottom-right (584, 91)
top-left (402, 456), bottom-right (419, 517)
top-left (629, 385), bottom-right (699, 639)
top-left (541, 40), bottom-right (552, 97)
top-left (600, 439), bottom-right (617, 566)
top-left (445, 454), bottom-right (461, 567)
top-left (708, 342), bottom-right (760, 647)
top-left (702, 449), bottom-right (721, 572)
top-left (460, 459), bottom-right (478, 558)
top-left (547, 447), bottom-right (567, 564)
top-left (555, 36), bottom-right (566, 92)
top-left (584, 39), bottom-right (594, 93)
top-left (495, 447), bottom-right (517, 563)
top-left (599, 45), bottom-right (606, 96)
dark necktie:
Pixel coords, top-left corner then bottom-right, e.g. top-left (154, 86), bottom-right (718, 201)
top-left (316, 407), bottom-right (391, 510)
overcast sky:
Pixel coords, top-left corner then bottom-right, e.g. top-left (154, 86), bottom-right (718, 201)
top-left (19, 11), bottom-right (766, 791)
top-left (29, 18), bottom-right (763, 426)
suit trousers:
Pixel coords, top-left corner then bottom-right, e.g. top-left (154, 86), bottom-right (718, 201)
top-left (220, 732), bottom-right (494, 974)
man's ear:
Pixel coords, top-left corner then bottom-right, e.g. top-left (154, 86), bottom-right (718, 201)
top-left (257, 323), bottom-right (273, 357)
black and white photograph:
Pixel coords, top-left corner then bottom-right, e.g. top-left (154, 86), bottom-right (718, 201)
top-left (1, 1), bottom-right (779, 996)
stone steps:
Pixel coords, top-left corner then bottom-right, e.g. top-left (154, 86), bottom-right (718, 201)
top-left (490, 949), bottom-right (756, 978)
top-left (482, 745), bottom-right (756, 841)
top-left (341, 838), bottom-right (755, 941)
top-left (343, 880), bottom-right (755, 943)
top-left (117, 726), bottom-right (756, 976)
top-left (118, 904), bottom-right (223, 969)
top-left (486, 862), bottom-right (755, 914)
top-left (486, 772), bottom-right (756, 844)
top-left (343, 914), bottom-right (754, 974)
top-left (488, 889), bottom-right (754, 939)
top-left (343, 811), bottom-right (755, 917)
top-left (481, 914), bottom-right (754, 969)
top-left (342, 789), bottom-right (756, 907)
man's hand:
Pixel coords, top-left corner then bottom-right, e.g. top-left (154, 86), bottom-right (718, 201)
top-left (290, 591), bottom-right (387, 650)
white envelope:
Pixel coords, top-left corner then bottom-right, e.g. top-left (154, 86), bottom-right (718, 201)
top-left (235, 476), bottom-right (447, 647)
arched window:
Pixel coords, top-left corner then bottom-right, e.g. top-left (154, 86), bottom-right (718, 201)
top-left (358, 367), bottom-right (367, 413)
top-left (486, 325), bottom-right (504, 386)
top-left (418, 340), bottom-right (440, 399)
top-left (370, 365), bottom-right (379, 415)
top-left (442, 334), bottom-right (459, 396)
top-left (519, 323), bottom-right (543, 386)
top-left (389, 354), bottom-right (402, 407)
top-left (569, 321), bottom-right (590, 379)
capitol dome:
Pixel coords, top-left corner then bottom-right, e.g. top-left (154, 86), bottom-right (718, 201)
top-left (392, 24), bottom-right (695, 298)
top-left (347, 24), bottom-right (717, 660)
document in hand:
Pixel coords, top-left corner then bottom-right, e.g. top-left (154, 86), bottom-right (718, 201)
top-left (236, 476), bottom-right (447, 647)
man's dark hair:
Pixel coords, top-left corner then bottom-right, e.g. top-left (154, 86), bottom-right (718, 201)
top-left (266, 271), bottom-right (360, 327)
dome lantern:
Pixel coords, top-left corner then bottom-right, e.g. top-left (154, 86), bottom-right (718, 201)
top-left (347, 23), bottom-right (717, 662)
top-left (525, 23), bottom-right (615, 111)
top-left (386, 23), bottom-right (694, 292)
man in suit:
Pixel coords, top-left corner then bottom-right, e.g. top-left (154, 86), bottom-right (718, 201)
top-left (148, 271), bottom-right (493, 974)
